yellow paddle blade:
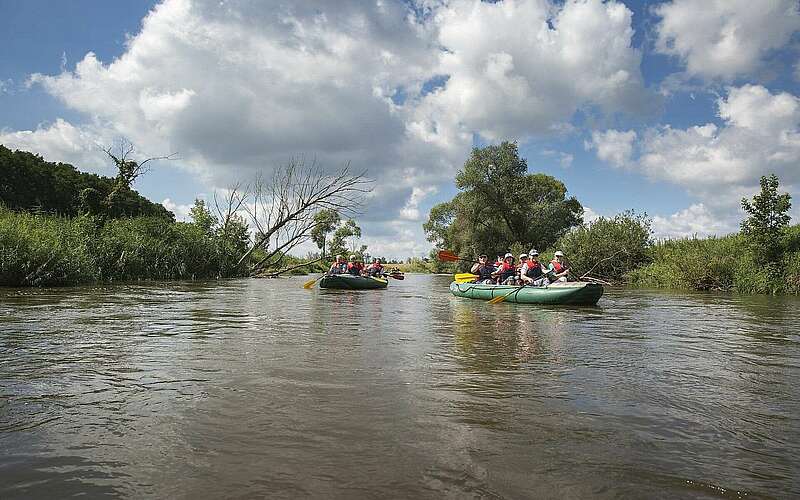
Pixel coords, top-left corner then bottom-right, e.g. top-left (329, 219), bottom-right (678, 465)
top-left (487, 294), bottom-right (508, 304)
top-left (303, 276), bottom-right (321, 289)
top-left (454, 273), bottom-right (478, 281)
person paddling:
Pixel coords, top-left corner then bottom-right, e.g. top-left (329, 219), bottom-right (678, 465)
top-left (549, 251), bottom-right (570, 282)
top-left (520, 249), bottom-right (549, 286)
top-left (347, 255), bottom-right (365, 276)
top-left (494, 253), bottom-right (517, 285)
top-left (329, 255), bottom-right (347, 274)
top-left (470, 254), bottom-right (496, 283)
top-left (366, 258), bottom-right (384, 277)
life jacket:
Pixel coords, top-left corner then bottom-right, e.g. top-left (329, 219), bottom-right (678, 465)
top-left (550, 260), bottom-right (564, 273)
top-left (368, 264), bottom-right (384, 276)
top-left (497, 261), bottom-right (516, 281)
top-left (525, 261), bottom-right (543, 279)
top-left (330, 262), bottom-right (347, 274)
top-left (347, 262), bottom-right (364, 275)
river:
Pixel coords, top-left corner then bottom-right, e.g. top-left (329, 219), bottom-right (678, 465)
top-left (1, 274), bottom-right (798, 498)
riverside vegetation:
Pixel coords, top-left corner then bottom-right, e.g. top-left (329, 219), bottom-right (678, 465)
top-left (3, 143), bottom-right (798, 294)
top-left (424, 143), bottom-right (798, 295)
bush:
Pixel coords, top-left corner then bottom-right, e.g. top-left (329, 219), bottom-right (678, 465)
top-left (0, 207), bottom-right (248, 286)
top-left (554, 211), bottom-right (651, 281)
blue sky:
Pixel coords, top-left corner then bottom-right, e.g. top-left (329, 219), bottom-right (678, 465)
top-left (2, 0), bottom-right (800, 257)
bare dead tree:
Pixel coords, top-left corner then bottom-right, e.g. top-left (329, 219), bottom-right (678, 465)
top-left (224, 158), bottom-right (372, 276)
top-left (101, 139), bottom-right (177, 208)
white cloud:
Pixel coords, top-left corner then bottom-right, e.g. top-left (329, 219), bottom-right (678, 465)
top-left (411, 0), bottom-right (652, 145)
top-left (586, 129), bottom-right (636, 167)
top-left (6, 0), bottom-right (654, 257)
top-left (651, 203), bottom-right (739, 239)
top-left (161, 197), bottom-right (194, 221)
top-left (654, 0), bottom-right (800, 80)
top-left (0, 118), bottom-right (111, 173)
top-left (582, 206), bottom-right (601, 224)
top-left (543, 149), bottom-right (574, 168)
top-left (639, 85), bottom-right (800, 203)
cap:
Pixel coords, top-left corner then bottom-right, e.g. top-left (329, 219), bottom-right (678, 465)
top-left (349, 254), bottom-right (356, 259)
top-left (504, 252), bottom-right (513, 259)
top-left (554, 251), bottom-right (564, 257)
top-left (520, 253), bottom-right (528, 259)
top-left (529, 249), bottom-right (539, 256)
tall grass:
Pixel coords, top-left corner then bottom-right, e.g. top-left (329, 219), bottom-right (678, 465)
top-left (0, 207), bottom-right (247, 286)
top-left (628, 232), bottom-right (799, 294)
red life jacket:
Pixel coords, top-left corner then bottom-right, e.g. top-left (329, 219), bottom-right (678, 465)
top-left (497, 261), bottom-right (516, 280)
top-left (347, 262), bottom-right (364, 275)
top-left (525, 261), bottom-right (543, 279)
top-left (550, 260), bottom-right (564, 273)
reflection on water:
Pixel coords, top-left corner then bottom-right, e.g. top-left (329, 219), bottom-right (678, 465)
top-left (1, 275), bottom-right (799, 498)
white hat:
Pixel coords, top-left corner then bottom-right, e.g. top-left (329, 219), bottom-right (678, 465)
top-left (519, 253), bottom-right (528, 259)
top-left (349, 254), bottom-right (356, 259)
top-left (504, 252), bottom-right (514, 259)
top-left (529, 249), bottom-right (539, 256)
top-left (554, 251), bottom-right (564, 257)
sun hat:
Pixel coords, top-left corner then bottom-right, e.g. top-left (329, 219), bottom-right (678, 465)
top-left (529, 249), bottom-right (539, 256)
top-left (520, 253), bottom-right (528, 259)
top-left (504, 252), bottom-right (513, 259)
top-left (554, 251), bottom-right (564, 257)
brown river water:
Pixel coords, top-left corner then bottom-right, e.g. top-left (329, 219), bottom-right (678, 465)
top-left (1, 274), bottom-right (799, 498)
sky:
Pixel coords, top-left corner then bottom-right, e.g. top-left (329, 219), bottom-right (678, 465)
top-left (2, 0), bottom-right (800, 258)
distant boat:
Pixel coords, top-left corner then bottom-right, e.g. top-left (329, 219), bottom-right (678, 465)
top-left (319, 274), bottom-right (389, 290)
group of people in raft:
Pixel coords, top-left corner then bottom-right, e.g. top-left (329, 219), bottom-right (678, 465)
top-left (470, 250), bottom-right (569, 286)
top-left (328, 255), bottom-right (389, 278)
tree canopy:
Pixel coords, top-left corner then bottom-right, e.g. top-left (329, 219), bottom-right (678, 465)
top-left (0, 145), bottom-right (172, 219)
top-left (424, 142), bottom-right (583, 260)
top-left (741, 174), bottom-right (792, 262)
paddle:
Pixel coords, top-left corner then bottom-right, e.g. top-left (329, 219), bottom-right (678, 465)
top-left (303, 274), bottom-right (324, 289)
top-left (437, 250), bottom-right (478, 264)
top-left (454, 273), bottom-right (479, 283)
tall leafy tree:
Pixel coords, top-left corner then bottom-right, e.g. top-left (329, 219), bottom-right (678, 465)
top-left (741, 174), bottom-right (792, 262)
top-left (310, 209), bottom-right (341, 257)
top-left (424, 142), bottom-right (582, 261)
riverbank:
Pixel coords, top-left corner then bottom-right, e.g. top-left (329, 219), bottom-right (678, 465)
top-left (0, 207), bottom-right (247, 286)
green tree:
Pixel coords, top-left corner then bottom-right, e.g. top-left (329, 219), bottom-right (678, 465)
top-left (189, 198), bottom-right (218, 236)
top-left (329, 219), bottom-right (365, 258)
top-left (741, 174), bottom-right (792, 262)
top-left (555, 211), bottom-right (652, 281)
top-left (424, 141), bottom-right (582, 264)
top-left (310, 209), bottom-right (341, 257)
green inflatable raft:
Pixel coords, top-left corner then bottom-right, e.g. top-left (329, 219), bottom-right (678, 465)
top-left (319, 274), bottom-right (388, 290)
top-left (449, 281), bottom-right (603, 305)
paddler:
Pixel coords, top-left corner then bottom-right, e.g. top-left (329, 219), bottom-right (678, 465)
top-left (470, 254), bottom-right (495, 283)
top-left (494, 253), bottom-right (517, 285)
top-left (366, 258), bottom-right (384, 277)
top-left (347, 254), bottom-right (365, 276)
top-left (548, 250), bottom-right (570, 282)
top-left (520, 249), bottom-right (549, 286)
top-left (329, 255), bottom-right (347, 274)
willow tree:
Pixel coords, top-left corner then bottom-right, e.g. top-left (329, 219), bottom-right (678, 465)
top-left (424, 142), bottom-right (582, 262)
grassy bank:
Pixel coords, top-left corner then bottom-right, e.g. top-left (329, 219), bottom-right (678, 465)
top-left (627, 230), bottom-right (800, 295)
top-left (0, 207), bottom-right (247, 286)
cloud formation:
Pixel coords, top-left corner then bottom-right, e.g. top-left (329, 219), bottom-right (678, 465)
top-left (654, 0), bottom-right (800, 80)
top-left (0, 0), bottom-right (657, 256)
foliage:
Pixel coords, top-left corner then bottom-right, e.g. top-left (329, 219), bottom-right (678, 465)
top-left (741, 174), bottom-right (792, 262)
top-left (554, 211), bottom-right (652, 281)
top-left (0, 145), bottom-right (173, 219)
top-left (424, 142), bottom-right (582, 265)
top-left (0, 206), bottom-right (249, 287)
top-left (189, 199), bottom-right (218, 236)
top-left (329, 218), bottom-right (366, 258)
top-left (310, 208), bottom-right (341, 257)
